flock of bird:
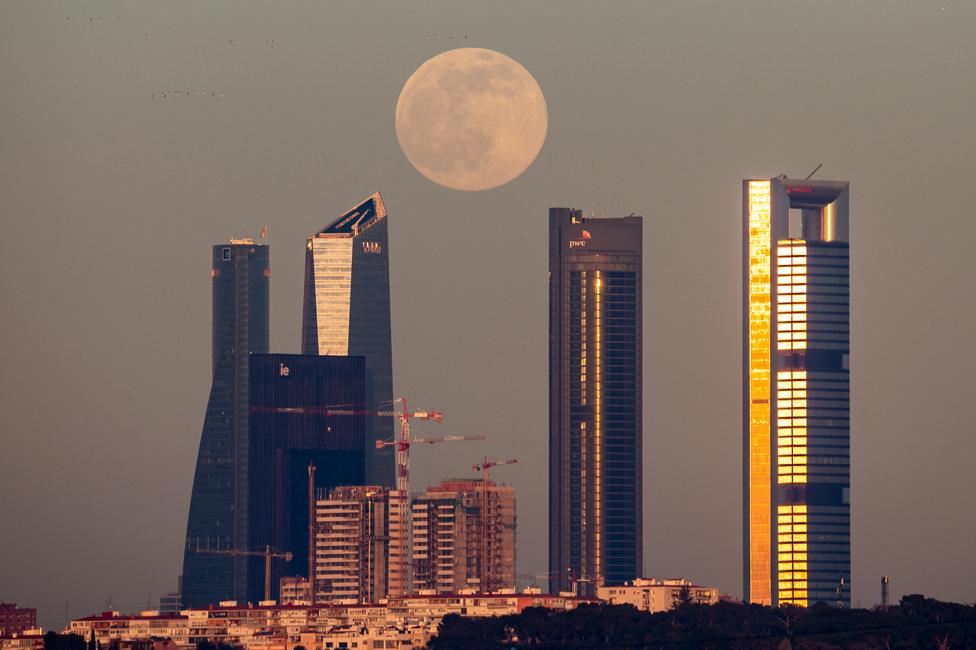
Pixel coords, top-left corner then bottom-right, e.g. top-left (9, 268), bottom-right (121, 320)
top-left (220, 39), bottom-right (277, 47)
top-left (67, 17), bottom-right (461, 47)
top-left (64, 17), bottom-right (470, 102)
top-left (152, 89), bottom-right (224, 99)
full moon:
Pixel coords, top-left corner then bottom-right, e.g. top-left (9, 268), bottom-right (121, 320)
top-left (395, 48), bottom-right (548, 192)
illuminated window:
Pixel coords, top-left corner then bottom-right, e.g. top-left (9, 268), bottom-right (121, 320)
top-left (777, 505), bottom-right (808, 606)
top-left (747, 180), bottom-right (772, 605)
top-left (777, 371), bottom-right (807, 486)
top-left (777, 240), bottom-right (807, 351)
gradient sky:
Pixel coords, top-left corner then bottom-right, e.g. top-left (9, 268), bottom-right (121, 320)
top-left (1, 0), bottom-right (974, 630)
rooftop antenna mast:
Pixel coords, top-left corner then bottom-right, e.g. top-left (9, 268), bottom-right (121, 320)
top-left (805, 163), bottom-right (823, 180)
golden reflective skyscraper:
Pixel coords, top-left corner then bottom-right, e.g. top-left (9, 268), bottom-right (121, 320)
top-left (743, 178), bottom-right (851, 607)
top-left (301, 193), bottom-right (395, 487)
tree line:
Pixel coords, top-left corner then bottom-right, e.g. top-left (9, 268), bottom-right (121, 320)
top-left (427, 595), bottom-right (976, 650)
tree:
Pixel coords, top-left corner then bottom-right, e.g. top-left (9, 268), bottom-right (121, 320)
top-left (425, 595), bottom-right (976, 649)
top-left (43, 632), bottom-right (86, 650)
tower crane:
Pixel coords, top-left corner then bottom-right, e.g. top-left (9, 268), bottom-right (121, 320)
top-left (192, 543), bottom-right (293, 602)
top-left (517, 570), bottom-right (564, 590)
top-left (292, 397), bottom-right (484, 599)
top-left (373, 399), bottom-right (484, 596)
top-left (374, 398), bottom-right (486, 494)
top-left (472, 457), bottom-right (517, 593)
top-left (257, 397), bottom-right (484, 495)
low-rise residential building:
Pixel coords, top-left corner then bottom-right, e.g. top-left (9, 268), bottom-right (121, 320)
top-left (308, 623), bottom-right (437, 650)
top-left (280, 577), bottom-right (312, 605)
top-left (0, 630), bottom-right (44, 650)
top-left (157, 576), bottom-right (182, 616)
top-left (64, 610), bottom-right (189, 648)
top-left (0, 604), bottom-right (36, 637)
top-left (159, 595), bottom-right (182, 616)
top-left (65, 592), bottom-right (596, 650)
top-left (597, 578), bottom-right (719, 612)
top-left (67, 611), bottom-right (189, 647)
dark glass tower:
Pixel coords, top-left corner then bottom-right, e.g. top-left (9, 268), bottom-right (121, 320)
top-left (549, 208), bottom-right (643, 595)
top-left (301, 192), bottom-right (394, 487)
top-left (183, 240), bottom-right (269, 607)
top-left (246, 353), bottom-right (367, 603)
top-left (743, 178), bottom-right (851, 607)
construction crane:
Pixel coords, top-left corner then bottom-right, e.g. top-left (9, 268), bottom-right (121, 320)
top-left (472, 457), bottom-right (517, 593)
top-left (290, 398), bottom-right (483, 599)
top-left (192, 543), bottom-right (293, 602)
top-left (256, 397), bottom-right (484, 495)
top-left (517, 570), bottom-right (563, 590)
top-left (374, 398), bottom-right (487, 494)
top-left (518, 568), bottom-right (593, 595)
top-left (374, 399), bottom-right (484, 597)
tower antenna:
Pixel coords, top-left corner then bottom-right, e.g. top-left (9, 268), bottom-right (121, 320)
top-left (804, 163), bottom-right (823, 180)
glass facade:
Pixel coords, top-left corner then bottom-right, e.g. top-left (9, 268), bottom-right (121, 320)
top-left (550, 208), bottom-right (642, 595)
top-left (743, 178), bottom-right (851, 608)
top-left (301, 193), bottom-right (394, 487)
top-left (183, 241), bottom-right (269, 607)
top-left (247, 354), bottom-right (367, 604)
top-left (746, 181), bottom-right (773, 605)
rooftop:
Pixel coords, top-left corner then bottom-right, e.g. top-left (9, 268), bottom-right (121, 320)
top-left (316, 192), bottom-right (386, 237)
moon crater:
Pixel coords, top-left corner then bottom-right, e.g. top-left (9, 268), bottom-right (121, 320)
top-left (395, 48), bottom-right (548, 191)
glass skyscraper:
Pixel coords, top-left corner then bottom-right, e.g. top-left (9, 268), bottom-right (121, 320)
top-left (549, 208), bottom-right (643, 595)
top-left (301, 192), bottom-right (394, 487)
top-left (743, 177), bottom-right (851, 607)
top-left (246, 353), bottom-right (367, 604)
top-left (182, 240), bottom-right (270, 607)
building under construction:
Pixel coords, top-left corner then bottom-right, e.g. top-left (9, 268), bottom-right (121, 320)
top-left (411, 479), bottom-right (516, 594)
top-left (312, 485), bottom-right (409, 604)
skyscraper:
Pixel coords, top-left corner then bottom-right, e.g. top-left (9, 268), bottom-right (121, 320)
top-left (743, 177), bottom-right (851, 607)
top-left (183, 240), bottom-right (269, 607)
top-left (247, 353), bottom-right (367, 604)
top-left (301, 192), bottom-right (394, 487)
top-left (549, 208), bottom-right (643, 595)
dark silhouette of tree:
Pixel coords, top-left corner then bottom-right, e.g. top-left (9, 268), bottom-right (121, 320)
top-left (43, 632), bottom-right (86, 650)
top-left (426, 595), bottom-right (976, 650)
